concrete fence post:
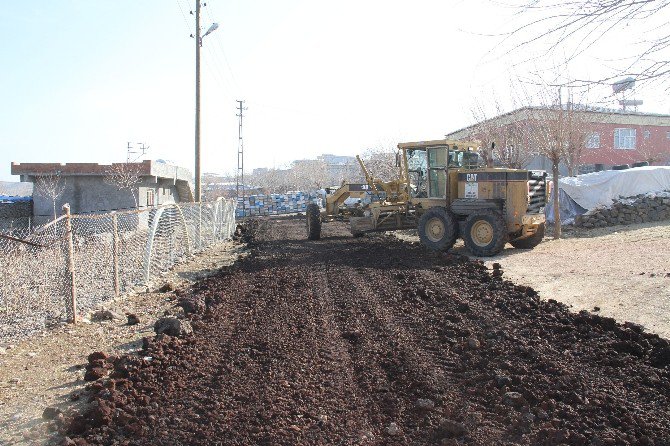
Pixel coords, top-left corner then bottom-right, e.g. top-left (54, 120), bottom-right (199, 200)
top-left (62, 203), bottom-right (78, 323)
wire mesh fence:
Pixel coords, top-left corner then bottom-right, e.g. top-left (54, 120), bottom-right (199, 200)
top-left (0, 198), bottom-right (236, 343)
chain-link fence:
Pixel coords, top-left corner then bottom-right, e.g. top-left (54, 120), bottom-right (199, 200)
top-left (0, 198), bottom-right (236, 343)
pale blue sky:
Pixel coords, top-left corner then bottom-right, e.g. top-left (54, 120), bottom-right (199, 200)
top-left (1, 1), bottom-right (668, 181)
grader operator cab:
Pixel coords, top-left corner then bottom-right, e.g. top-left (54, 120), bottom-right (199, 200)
top-left (306, 139), bottom-right (547, 256)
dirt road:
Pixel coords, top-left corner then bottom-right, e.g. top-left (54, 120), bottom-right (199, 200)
top-left (481, 221), bottom-right (670, 338)
top-left (62, 218), bottom-right (670, 445)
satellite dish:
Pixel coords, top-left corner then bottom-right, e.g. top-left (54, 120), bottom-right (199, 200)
top-left (612, 77), bottom-right (635, 94)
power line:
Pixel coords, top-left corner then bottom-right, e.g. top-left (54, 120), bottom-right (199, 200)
top-left (203, 2), bottom-right (241, 93)
top-left (175, 0), bottom-right (194, 34)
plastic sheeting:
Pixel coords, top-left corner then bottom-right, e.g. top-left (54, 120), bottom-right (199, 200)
top-left (545, 189), bottom-right (586, 225)
top-left (558, 166), bottom-right (670, 211)
top-left (546, 166), bottom-right (670, 224)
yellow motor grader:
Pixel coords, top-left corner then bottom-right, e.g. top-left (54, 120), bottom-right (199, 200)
top-left (306, 139), bottom-right (547, 256)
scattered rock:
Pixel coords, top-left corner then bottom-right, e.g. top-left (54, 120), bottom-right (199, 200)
top-left (158, 282), bottom-right (177, 293)
top-left (456, 302), bottom-right (470, 313)
top-left (521, 411), bottom-right (536, 424)
top-left (27, 352), bottom-right (37, 358)
top-left (342, 330), bottom-right (362, 343)
top-left (163, 306), bottom-right (186, 319)
top-left (42, 406), bottom-right (63, 420)
top-left (593, 306), bottom-right (601, 312)
top-left (387, 422), bottom-right (401, 436)
top-left (535, 408), bottom-right (549, 420)
top-left (154, 317), bottom-right (193, 337)
top-left (126, 313), bottom-right (140, 326)
top-left (90, 309), bottom-right (122, 322)
top-left (84, 367), bottom-right (106, 381)
top-left (87, 351), bottom-right (108, 363)
top-left (0, 347), bottom-right (6, 355)
top-left (415, 398), bottom-right (435, 411)
top-left (177, 296), bottom-right (206, 315)
top-left (503, 391), bottom-right (526, 408)
top-left (8, 377), bottom-right (21, 384)
top-left (467, 338), bottom-right (481, 350)
top-left (494, 374), bottom-right (511, 388)
top-left (437, 418), bottom-right (468, 437)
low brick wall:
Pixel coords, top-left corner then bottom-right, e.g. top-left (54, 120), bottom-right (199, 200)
top-left (575, 192), bottom-right (670, 228)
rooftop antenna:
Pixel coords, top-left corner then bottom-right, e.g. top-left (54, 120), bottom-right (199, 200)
top-left (126, 142), bottom-right (150, 162)
top-left (612, 77), bottom-right (642, 111)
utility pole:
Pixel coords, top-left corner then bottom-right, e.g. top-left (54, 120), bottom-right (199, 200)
top-left (236, 100), bottom-right (247, 215)
top-left (194, 0), bottom-right (202, 202)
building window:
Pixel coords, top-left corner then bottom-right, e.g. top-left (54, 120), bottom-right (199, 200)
top-left (147, 189), bottom-right (155, 207)
top-left (644, 130), bottom-right (650, 139)
top-left (614, 128), bottom-right (636, 149)
top-left (666, 131), bottom-right (670, 140)
top-left (586, 132), bottom-right (600, 149)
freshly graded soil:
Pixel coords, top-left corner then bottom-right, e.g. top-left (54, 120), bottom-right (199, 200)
top-left (62, 219), bottom-right (670, 445)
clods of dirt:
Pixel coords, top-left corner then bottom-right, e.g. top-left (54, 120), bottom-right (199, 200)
top-left (62, 218), bottom-right (670, 445)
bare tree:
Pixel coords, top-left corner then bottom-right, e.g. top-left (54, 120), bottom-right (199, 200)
top-left (360, 145), bottom-right (399, 182)
top-left (470, 99), bottom-right (505, 167)
top-left (34, 172), bottom-right (66, 225)
top-left (289, 160), bottom-right (328, 192)
top-left (528, 100), bottom-right (588, 238)
top-left (104, 163), bottom-right (143, 209)
top-left (498, 0), bottom-right (670, 89)
top-left (494, 119), bottom-right (537, 169)
top-left (468, 103), bottom-right (537, 169)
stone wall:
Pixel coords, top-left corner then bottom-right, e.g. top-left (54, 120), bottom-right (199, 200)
top-left (575, 192), bottom-right (670, 228)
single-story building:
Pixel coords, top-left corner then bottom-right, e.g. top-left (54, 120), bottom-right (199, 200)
top-left (11, 160), bottom-right (193, 224)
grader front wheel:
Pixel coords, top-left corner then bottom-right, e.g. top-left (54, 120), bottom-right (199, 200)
top-left (418, 207), bottom-right (458, 251)
top-left (306, 203), bottom-right (322, 240)
top-left (510, 223), bottom-right (545, 249)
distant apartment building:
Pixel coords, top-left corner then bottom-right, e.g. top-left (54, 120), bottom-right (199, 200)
top-left (445, 106), bottom-right (670, 174)
top-left (11, 160), bottom-right (193, 224)
top-left (316, 154), bottom-right (359, 183)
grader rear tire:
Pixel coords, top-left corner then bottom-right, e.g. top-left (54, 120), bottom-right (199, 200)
top-left (417, 207), bottom-right (458, 251)
top-left (462, 210), bottom-right (507, 257)
top-left (306, 203), bottom-right (322, 240)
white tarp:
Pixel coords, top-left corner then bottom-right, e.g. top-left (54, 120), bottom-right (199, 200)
top-left (558, 166), bottom-right (670, 211)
